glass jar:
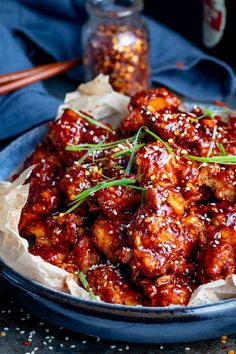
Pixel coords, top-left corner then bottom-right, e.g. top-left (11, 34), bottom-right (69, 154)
top-left (82, 0), bottom-right (149, 96)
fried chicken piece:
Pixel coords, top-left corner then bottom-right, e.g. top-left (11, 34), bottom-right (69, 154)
top-left (60, 161), bottom-right (140, 216)
top-left (48, 108), bottom-right (116, 164)
top-left (29, 213), bottom-right (101, 273)
top-left (120, 87), bottom-right (181, 134)
top-left (96, 176), bottom-right (141, 217)
top-left (118, 202), bottom-right (203, 278)
top-left (19, 145), bottom-right (64, 235)
top-left (64, 234), bottom-right (101, 273)
top-left (91, 213), bottom-right (132, 262)
top-left (86, 264), bottom-right (142, 305)
top-left (139, 274), bottom-right (197, 307)
top-left (23, 141), bottom-right (62, 169)
top-left (196, 202), bottom-right (236, 283)
top-left (136, 142), bottom-right (201, 206)
top-left (60, 163), bottom-right (92, 202)
top-left (199, 164), bottom-right (236, 203)
top-left (60, 163), bottom-right (102, 201)
top-left (133, 101), bottom-right (235, 157)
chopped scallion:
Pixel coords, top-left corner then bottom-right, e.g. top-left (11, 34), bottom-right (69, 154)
top-left (78, 271), bottom-right (97, 301)
top-left (186, 154), bottom-right (236, 164)
top-left (63, 107), bottom-right (112, 132)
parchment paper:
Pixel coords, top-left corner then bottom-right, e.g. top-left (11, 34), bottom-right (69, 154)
top-left (1, 75), bottom-right (236, 306)
top-left (57, 74), bottom-right (130, 128)
top-left (0, 168), bottom-right (90, 299)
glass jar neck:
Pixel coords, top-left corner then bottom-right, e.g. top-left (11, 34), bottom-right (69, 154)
top-left (85, 0), bottom-right (144, 19)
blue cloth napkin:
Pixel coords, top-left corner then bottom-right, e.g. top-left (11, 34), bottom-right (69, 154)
top-left (0, 0), bottom-right (235, 140)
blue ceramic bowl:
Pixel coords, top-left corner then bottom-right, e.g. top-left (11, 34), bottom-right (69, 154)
top-left (1, 119), bottom-right (236, 343)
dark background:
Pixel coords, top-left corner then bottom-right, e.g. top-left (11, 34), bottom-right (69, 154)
top-left (144, 0), bottom-right (236, 68)
top-left (144, 0), bottom-right (203, 47)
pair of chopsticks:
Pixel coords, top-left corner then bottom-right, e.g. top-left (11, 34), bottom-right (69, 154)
top-left (0, 57), bottom-right (82, 95)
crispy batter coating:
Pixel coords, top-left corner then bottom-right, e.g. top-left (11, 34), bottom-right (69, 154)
top-left (18, 144), bottom-right (63, 235)
top-left (199, 164), bottom-right (236, 203)
top-left (136, 142), bottom-right (201, 205)
top-left (118, 203), bottom-right (203, 278)
top-left (60, 163), bottom-right (92, 202)
top-left (196, 202), bottom-right (236, 283)
top-left (96, 179), bottom-right (141, 217)
top-left (86, 264), bottom-right (143, 305)
top-left (48, 108), bottom-right (116, 164)
top-left (91, 213), bottom-right (132, 262)
top-left (29, 213), bottom-right (101, 273)
top-left (120, 88), bottom-right (180, 134)
top-left (140, 275), bottom-right (196, 307)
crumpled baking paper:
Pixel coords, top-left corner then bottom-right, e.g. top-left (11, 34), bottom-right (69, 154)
top-left (0, 168), bottom-right (90, 300)
top-left (189, 275), bottom-right (236, 305)
top-left (57, 74), bottom-right (130, 128)
top-left (1, 75), bottom-right (236, 306)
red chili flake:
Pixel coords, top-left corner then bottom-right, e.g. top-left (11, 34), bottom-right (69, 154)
top-left (23, 341), bottom-right (31, 347)
top-left (176, 62), bottom-right (184, 69)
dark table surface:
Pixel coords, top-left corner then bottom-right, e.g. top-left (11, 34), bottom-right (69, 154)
top-left (0, 289), bottom-right (236, 354)
top-left (1, 78), bottom-right (236, 354)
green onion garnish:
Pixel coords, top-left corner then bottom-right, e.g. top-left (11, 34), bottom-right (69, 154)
top-left (100, 174), bottom-right (116, 180)
top-left (186, 154), bottom-right (236, 165)
top-left (125, 126), bottom-right (173, 176)
top-left (66, 126), bottom-right (172, 174)
top-left (65, 137), bottom-right (135, 152)
top-left (143, 127), bottom-right (173, 155)
top-left (65, 178), bottom-right (145, 213)
top-left (125, 127), bottom-right (145, 176)
top-left (63, 107), bottom-right (112, 132)
top-left (206, 126), bottom-right (218, 158)
top-left (112, 143), bottom-right (145, 158)
top-left (197, 105), bottom-right (230, 120)
top-left (113, 165), bottom-right (125, 169)
top-left (141, 189), bottom-right (146, 204)
top-left (77, 138), bottom-right (108, 164)
top-left (78, 271), bottom-right (97, 301)
top-left (217, 143), bottom-right (226, 156)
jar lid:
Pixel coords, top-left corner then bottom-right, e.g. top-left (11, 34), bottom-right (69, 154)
top-left (86, 0), bottom-right (144, 18)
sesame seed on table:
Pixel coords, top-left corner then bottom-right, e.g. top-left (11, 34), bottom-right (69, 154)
top-left (0, 289), bottom-right (235, 354)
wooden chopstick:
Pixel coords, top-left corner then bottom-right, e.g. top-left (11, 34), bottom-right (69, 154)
top-left (0, 58), bottom-right (82, 95)
top-left (0, 63), bottom-right (59, 85)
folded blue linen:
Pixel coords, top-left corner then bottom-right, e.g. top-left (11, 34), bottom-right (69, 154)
top-left (0, 0), bottom-right (235, 140)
